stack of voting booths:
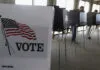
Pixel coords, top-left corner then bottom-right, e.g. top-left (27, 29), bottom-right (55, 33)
top-left (53, 7), bottom-right (100, 39)
top-left (53, 7), bottom-right (87, 38)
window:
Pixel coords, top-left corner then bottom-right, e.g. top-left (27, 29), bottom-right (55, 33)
top-left (56, 0), bottom-right (74, 11)
top-left (92, 4), bottom-right (100, 12)
top-left (65, 0), bottom-right (74, 11)
top-left (79, 0), bottom-right (90, 12)
top-left (15, 0), bottom-right (32, 5)
top-left (15, 0), bottom-right (47, 6)
top-left (79, 0), bottom-right (85, 7)
top-left (56, 0), bottom-right (66, 8)
top-left (34, 0), bottom-right (47, 6)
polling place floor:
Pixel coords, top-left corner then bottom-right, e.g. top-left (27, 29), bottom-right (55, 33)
top-left (51, 28), bottom-right (100, 70)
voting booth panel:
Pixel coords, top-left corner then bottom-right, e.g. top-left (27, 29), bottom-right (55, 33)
top-left (53, 6), bottom-right (64, 32)
top-left (96, 14), bottom-right (100, 25)
top-left (68, 11), bottom-right (87, 26)
top-left (0, 4), bottom-right (53, 70)
top-left (63, 9), bottom-right (69, 29)
top-left (87, 12), bottom-right (96, 26)
top-left (80, 12), bottom-right (87, 26)
top-left (68, 10), bottom-right (80, 26)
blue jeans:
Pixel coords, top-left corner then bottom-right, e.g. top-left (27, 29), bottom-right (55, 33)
top-left (71, 26), bottom-right (77, 42)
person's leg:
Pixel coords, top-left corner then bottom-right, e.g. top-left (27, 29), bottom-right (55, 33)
top-left (72, 26), bottom-right (77, 42)
top-left (87, 26), bottom-right (91, 39)
top-left (96, 25), bottom-right (99, 29)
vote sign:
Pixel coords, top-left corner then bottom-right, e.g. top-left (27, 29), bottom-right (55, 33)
top-left (0, 4), bottom-right (53, 70)
top-left (0, 4), bottom-right (53, 58)
top-left (0, 19), bottom-right (48, 57)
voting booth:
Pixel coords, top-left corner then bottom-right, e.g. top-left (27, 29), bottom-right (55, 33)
top-left (53, 6), bottom-right (64, 32)
top-left (0, 4), bottom-right (54, 70)
top-left (96, 13), bottom-right (100, 25)
top-left (68, 10), bottom-right (80, 26)
top-left (87, 12), bottom-right (96, 26)
top-left (80, 12), bottom-right (87, 26)
top-left (68, 10), bottom-right (87, 26)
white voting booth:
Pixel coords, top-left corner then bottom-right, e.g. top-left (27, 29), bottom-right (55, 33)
top-left (0, 4), bottom-right (53, 70)
top-left (80, 12), bottom-right (87, 25)
top-left (96, 14), bottom-right (100, 24)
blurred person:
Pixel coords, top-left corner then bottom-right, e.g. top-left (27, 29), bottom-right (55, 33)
top-left (80, 6), bottom-right (84, 12)
top-left (87, 10), bottom-right (98, 40)
top-left (71, 6), bottom-right (84, 43)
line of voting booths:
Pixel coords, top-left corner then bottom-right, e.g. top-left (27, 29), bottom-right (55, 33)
top-left (68, 11), bottom-right (100, 26)
top-left (53, 6), bottom-right (100, 34)
top-left (68, 11), bottom-right (100, 28)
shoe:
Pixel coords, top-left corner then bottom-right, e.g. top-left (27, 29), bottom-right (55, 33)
top-left (88, 37), bottom-right (91, 40)
top-left (71, 41), bottom-right (79, 44)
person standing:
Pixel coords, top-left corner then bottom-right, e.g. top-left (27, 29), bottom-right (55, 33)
top-left (87, 9), bottom-right (98, 40)
top-left (71, 6), bottom-right (84, 43)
